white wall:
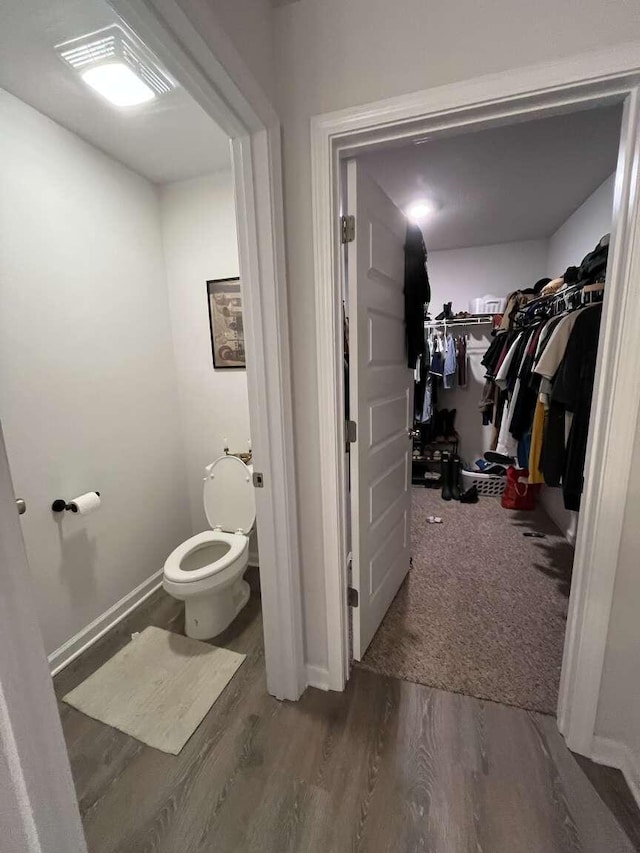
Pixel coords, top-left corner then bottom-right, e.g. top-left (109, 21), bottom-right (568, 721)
top-left (540, 173), bottom-right (616, 542)
top-left (428, 240), bottom-right (548, 460)
top-left (271, 0), bottom-right (640, 668)
top-left (159, 173), bottom-right (256, 558)
top-left (547, 174), bottom-right (616, 277)
top-left (205, 0), bottom-right (276, 103)
top-left (0, 89), bottom-right (192, 655)
top-left (429, 239), bottom-right (549, 315)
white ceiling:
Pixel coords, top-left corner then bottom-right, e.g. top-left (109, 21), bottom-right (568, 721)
top-left (357, 105), bottom-right (622, 251)
top-left (0, 0), bottom-right (231, 184)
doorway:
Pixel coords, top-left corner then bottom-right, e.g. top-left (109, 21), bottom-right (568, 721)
top-left (312, 62), bottom-right (640, 763)
top-left (342, 106), bottom-right (621, 716)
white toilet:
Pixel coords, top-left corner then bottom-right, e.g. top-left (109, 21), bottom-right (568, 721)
top-left (163, 455), bottom-right (255, 639)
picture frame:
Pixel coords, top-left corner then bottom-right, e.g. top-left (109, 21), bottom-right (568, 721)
top-left (206, 277), bottom-right (246, 369)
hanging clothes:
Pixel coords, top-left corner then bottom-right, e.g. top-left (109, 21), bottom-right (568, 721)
top-left (548, 303), bottom-right (603, 510)
top-left (528, 400), bottom-right (546, 484)
top-left (442, 333), bottom-right (457, 389)
top-left (414, 351), bottom-right (428, 422)
top-left (478, 249), bottom-right (605, 509)
top-left (421, 376), bottom-right (434, 424)
top-left (429, 331), bottom-right (444, 377)
top-left (456, 335), bottom-right (467, 387)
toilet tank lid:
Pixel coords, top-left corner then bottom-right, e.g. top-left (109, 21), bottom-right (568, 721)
top-left (203, 455), bottom-right (256, 534)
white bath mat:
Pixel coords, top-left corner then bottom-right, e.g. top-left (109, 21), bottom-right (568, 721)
top-left (63, 626), bottom-right (246, 755)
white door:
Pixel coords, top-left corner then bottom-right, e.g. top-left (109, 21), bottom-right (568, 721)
top-left (0, 422), bottom-right (87, 852)
top-left (347, 160), bottom-right (413, 660)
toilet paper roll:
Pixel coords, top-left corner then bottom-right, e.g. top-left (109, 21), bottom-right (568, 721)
top-left (69, 492), bottom-right (101, 516)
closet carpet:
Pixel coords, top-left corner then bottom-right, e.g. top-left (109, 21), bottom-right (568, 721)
top-left (358, 489), bottom-right (574, 714)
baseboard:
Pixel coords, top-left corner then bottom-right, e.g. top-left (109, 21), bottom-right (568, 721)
top-left (48, 570), bottom-right (164, 676)
top-left (306, 663), bottom-right (331, 691)
top-left (591, 735), bottom-right (640, 809)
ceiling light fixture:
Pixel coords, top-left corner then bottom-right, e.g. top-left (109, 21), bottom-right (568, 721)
top-left (407, 199), bottom-right (437, 222)
top-left (81, 63), bottom-right (155, 106)
top-left (56, 25), bottom-right (175, 108)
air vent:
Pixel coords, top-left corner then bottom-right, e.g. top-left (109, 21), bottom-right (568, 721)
top-left (56, 25), bottom-right (174, 101)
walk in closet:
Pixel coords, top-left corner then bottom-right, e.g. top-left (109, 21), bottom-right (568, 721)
top-left (345, 103), bottom-right (623, 715)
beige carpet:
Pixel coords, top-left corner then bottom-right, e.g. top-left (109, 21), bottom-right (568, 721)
top-left (63, 626), bottom-right (245, 754)
top-left (358, 489), bottom-right (574, 714)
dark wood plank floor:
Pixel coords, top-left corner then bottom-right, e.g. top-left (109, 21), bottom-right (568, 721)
top-left (55, 589), bottom-right (640, 853)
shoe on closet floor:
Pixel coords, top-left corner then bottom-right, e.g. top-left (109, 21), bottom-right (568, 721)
top-left (441, 452), bottom-right (453, 500)
top-left (450, 454), bottom-right (462, 500)
top-left (484, 450), bottom-right (516, 465)
top-left (441, 452), bottom-right (461, 501)
top-left (460, 485), bottom-right (479, 504)
top-left (474, 458), bottom-right (507, 476)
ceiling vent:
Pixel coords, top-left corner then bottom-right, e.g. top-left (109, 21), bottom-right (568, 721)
top-left (56, 25), bottom-right (175, 105)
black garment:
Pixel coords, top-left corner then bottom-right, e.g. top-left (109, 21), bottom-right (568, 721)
top-left (404, 223), bottom-right (430, 368)
top-left (551, 304), bottom-right (603, 510)
top-left (414, 355), bottom-right (428, 419)
top-left (481, 332), bottom-right (509, 377)
top-left (540, 401), bottom-right (566, 487)
top-left (576, 235), bottom-right (609, 286)
top-left (456, 335), bottom-right (467, 386)
top-left (509, 324), bottom-right (545, 440)
top-left (504, 329), bottom-right (531, 389)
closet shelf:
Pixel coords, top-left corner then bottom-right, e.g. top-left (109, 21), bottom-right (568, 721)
top-left (424, 316), bottom-right (493, 328)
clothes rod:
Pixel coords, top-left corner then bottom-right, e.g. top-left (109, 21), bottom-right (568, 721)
top-left (424, 317), bottom-right (493, 328)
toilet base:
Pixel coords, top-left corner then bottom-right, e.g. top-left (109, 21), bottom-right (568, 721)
top-left (184, 579), bottom-right (251, 640)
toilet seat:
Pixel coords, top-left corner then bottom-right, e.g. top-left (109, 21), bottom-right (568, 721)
top-left (162, 455), bottom-right (255, 638)
top-left (164, 530), bottom-right (247, 584)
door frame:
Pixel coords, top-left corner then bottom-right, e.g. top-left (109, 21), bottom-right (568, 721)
top-left (311, 43), bottom-right (640, 756)
top-left (107, 0), bottom-right (305, 703)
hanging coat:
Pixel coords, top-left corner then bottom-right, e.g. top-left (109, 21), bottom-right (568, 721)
top-left (404, 223), bottom-right (431, 368)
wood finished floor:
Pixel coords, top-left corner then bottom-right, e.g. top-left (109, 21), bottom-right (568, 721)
top-left (55, 589), bottom-right (640, 853)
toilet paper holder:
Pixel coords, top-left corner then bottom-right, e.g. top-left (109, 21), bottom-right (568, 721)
top-left (52, 492), bottom-right (100, 513)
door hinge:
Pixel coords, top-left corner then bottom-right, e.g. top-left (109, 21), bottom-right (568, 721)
top-left (347, 586), bottom-right (359, 607)
top-left (252, 472), bottom-right (264, 488)
top-left (340, 214), bottom-right (355, 244)
top-left (345, 419), bottom-right (357, 446)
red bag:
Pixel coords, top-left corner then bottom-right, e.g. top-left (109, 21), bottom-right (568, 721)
top-left (501, 467), bottom-right (540, 510)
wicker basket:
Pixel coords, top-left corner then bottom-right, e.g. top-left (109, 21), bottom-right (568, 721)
top-left (461, 468), bottom-right (507, 497)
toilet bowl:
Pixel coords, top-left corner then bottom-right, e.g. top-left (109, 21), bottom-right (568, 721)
top-left (163, 455), bottom-right (255, 639)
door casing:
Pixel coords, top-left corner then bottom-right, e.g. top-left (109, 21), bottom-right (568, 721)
top-left (109, 0), bottom-right (305, 703)
top-left (311, 44), bottom-right (640, 763)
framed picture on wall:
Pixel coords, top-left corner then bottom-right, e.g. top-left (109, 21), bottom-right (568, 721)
top-left (206, 277), bottom-right (246, 369)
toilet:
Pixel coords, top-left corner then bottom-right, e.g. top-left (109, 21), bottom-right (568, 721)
top-left (163, 455), bottom-right (255, 639)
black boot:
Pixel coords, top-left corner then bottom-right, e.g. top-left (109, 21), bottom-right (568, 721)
top-left (441, 452), bottom-right (453, 500)
top-left (444, 408), bottom-right (457, 439)
top-left (435, 302), bottom-right (453, 321)
top-left (435, 408), bottom-right (448, 440)
top-left (450, 454), bottom-right (461, 500)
